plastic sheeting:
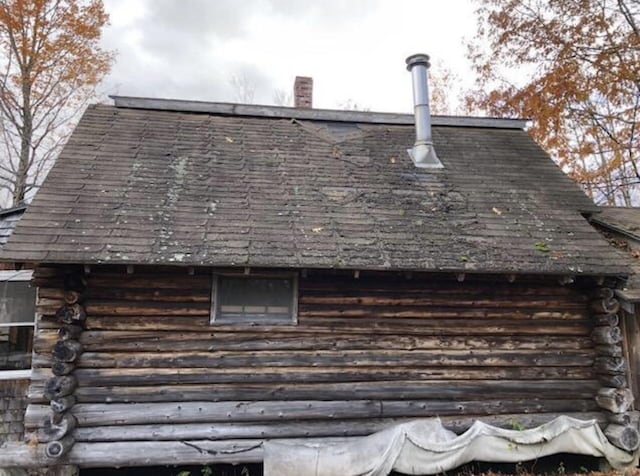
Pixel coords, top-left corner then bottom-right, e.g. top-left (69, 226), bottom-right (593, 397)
top-left (264, 416), bottom-right (637, 476)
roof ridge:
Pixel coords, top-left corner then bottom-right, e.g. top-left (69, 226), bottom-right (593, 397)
top-left (109, 96), bottom-right (529, 130)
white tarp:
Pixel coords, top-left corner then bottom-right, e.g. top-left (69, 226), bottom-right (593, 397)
top-left (264, 416), bottom-right (637, 476)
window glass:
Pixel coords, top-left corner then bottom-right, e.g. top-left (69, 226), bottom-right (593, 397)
top-left (214, 276), bottom-right (295, 324)
top-left (0, 281), bottom-right (36, 371)
top-left (0, 282), bottom-right (36, 324)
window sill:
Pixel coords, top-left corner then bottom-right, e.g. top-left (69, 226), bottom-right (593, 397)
top-left (0, 369), bottom-right (32, 380)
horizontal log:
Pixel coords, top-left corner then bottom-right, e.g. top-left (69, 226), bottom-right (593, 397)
top-left (69, 366), bottom-right (595, 387)
top-left (63, 399), bottom-right (598, 426)
top-left (591, 326), bottom-right (622, 345)
top-left (605, 424), bottom-right (640, 451)
top-left (298, 305), bottom-right (586, 320)
top-left (85, 301), bottom-right (210, 317)
top-left (299, 295), bottom-right (587, 310)
top-left (76, 349), bottom-right (595, 369)
top-left (86, 274), bottom-right (212, 290)
top-left (596, 388), bottom-right (634, 413)
top-left (70, 380), bottom-right (600, 403)
top-left (78, 331), bottom-right (594, 353)
top-left (69, 439), bottom-right (264, 466)
top-left (84, 316), bottom-right (591, 335)
top-left (87, 287), bottom-right (210, 303)
top-left (73, 411), bottom-right (605, 442)
top-left (45, 435), bottom-right (75, 459)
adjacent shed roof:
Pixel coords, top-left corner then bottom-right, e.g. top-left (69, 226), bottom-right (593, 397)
top-left (0, 205), bottom-right (26, 250)
top-left (591, 207), bottom-right (640, 242)
top-left (0, 98), bottom-right (629, 275)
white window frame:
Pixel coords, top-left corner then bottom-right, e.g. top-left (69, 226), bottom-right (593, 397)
top-left (0, 270), bottom-right (35, 377)
top-left (210, 272), bottom-right (298, 325)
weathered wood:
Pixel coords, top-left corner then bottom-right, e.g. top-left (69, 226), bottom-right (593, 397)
top-left (594, 357), bottom-right (627, 374)
top-left (44, 376), bottom-right (78, 400)
top-left (66, 379), bottom-right (600, 403)
top-left (55, 304), bottom-right (86, 325)
top-left (52, 361), bottom-right (75, 376)
top-left (53, 340), bottom-right (83, 363)
top-left (604, 411), bottom-right (640, 425)
top-left (78, 331), bottom-right (594, 352)
top-left (593, 288), bottom-right (615, 300)
top-left (591, 326), bottom-right (622, 345)
top-left (83, 315), bottom-right (591, 335)
top-left (68, 367), bottom-right (596, 388)
top-left (51, 396), bottom-right (76, 414)
top-left (593, 314), bottom-right (619, 327)
top-left (595, 388), bottom-right (634, 413)
top-left (595, 345), bottom-right (622, 357)
top-left (64, 400), bottom-right (598, 426)
top-left (38, 413), bottom-right (77, 443)
top-left (597, 374), bottom-right (628, 389)
top-left (75, 349), bottom-right (595, 369)
top-left (58, 325), bottom-right (83, 341)
top-left (604, 424), bottom-right (640, 451)
top-left (64, 290), bottom-right (82, 305)
top-left (45, 435), bottom-right (75, 459)
top-left (590, 298), bottom-right (620, 314)
top-left (72, 411), bottom-right (606, 442)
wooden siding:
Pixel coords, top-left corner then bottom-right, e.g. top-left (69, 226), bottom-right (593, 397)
top-left (24, 266), bottom-right (615, 465)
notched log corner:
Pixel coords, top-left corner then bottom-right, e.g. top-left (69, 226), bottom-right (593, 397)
top-left (38, 413), bottom-right (77, 443)
top-left (45, 435), bottom-right (75, 459)
top-left (53, 340), bottom-right (83, 363)
top-left (44, 376), bottom-right (78, 401)
top-left (58, 325), bottom-right (83, 341)
top-left (605, 424), bottom-right (640, 452)
top-left (51, 395), bottom-right (77, 414)
top-left (596, 387), bottom-right (634, 413)
top-left (55, 304), bottom-right (87, 325)
top-left (591, 326), bottom-right (622, 345)
top-left (590, 297), bottom-right (620, 315)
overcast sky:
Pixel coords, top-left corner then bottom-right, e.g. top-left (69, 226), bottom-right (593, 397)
top-left (99, 0), bottom-right (477, 113)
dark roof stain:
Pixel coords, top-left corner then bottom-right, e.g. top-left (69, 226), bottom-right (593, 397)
top-left (0, 102), bottom-right (629, 275)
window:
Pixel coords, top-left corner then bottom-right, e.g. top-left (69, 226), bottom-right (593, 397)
top-left (0, 270), bottom-right (35, 374)
top-left (211, 274), bottom-right (297, 325)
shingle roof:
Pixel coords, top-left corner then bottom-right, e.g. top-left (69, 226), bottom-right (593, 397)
top-left (0, 99), bottom-right (629, 275)
top-left (591, 207), bottom-right (640, 241)
top-left (0, 205), bottom-right (26, 250)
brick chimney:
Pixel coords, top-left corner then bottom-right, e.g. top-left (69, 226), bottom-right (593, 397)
top-left (294, 76), bottom-right (313, 108)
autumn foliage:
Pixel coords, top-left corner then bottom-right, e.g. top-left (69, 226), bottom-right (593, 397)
top-left (467, 0), bottom-right (640, 205)
top-left (0, 0), bottom-right (112, 207)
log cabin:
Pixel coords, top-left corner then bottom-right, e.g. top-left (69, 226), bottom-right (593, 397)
top-left (590, 207), bottom-right (640, 415)
top-left (0, 205), bottom-right (34, 449)
top-left (0, 55), bottom-right (638, 474)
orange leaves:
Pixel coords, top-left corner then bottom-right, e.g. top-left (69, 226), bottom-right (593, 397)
top-left (0, 0), bottom-right (113, 207)
top-left (467, 0), bottom-right (640, 205)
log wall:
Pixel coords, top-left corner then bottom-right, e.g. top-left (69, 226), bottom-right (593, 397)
top-left (0, 378), bottom-right (29, 442)
top-left (20, 266), bottom-right (633, 467)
